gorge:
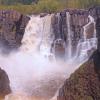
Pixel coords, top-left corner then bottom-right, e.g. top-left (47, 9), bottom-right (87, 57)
top-left (0, 6), bottom-right (99, 100)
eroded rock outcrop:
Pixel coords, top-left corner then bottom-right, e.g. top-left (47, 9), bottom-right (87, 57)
top-left (0, 67), bottom-right (11, 98)
top-left (0, 10), bottom-right (29, 49)
top-left (58, 50), bottom-right (100, 100)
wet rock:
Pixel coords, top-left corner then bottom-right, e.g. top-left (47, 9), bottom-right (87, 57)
top-left (85, 23), bottom-right (95, 39)
top-left (95, 8), bottom-right (100, 52)
top-left (52, 39), bottom-right (65, 59)
top-left (89, 6), bottom-right (100, 20)
top-left (58, 50), bottom-right (100, 100)
top-left (0, 67), bottom-right (11, 98)
top-left (0, 10), bottom-right (29, 50)
top-left (40, 13), bottom-right (48, 17)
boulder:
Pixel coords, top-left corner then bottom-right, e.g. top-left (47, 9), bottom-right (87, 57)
top-left (0, 67), bottom-right (11, 98)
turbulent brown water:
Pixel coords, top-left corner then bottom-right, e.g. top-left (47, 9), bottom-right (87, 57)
top-left (0, 13), bottom-right (97, 100)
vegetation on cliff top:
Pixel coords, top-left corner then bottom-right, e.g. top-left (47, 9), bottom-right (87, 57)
top-left (0, 0), bottom-right (100, 14)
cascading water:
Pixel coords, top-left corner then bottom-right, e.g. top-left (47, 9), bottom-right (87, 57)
top-left (76, 15), bottom-right (97, 61)
top-left (39, 14), bottom-right (54, 59)
top-left (0, 13), bottom-right (97, 100)
top-left (21, 15), bottom-right (43, 53)
top-left (21, 14), bottom-right (54, 59)
top-left (66, 12), bottom-right (72, 59)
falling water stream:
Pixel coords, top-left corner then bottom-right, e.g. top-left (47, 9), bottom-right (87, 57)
top-left (66, 12), bottom-right (72, 59)
top-left (0, 13), bottom-right (97, 100)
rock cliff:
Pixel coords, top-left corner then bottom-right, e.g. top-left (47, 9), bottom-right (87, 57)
top-left (58, 50), bottom-right (100, 100)
top-left (57, 6), bottom-right (100, 100)
top-left (0, 10), bottom-right (29, 50)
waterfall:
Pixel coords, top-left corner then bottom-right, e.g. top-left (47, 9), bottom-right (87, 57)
top-left (39, 14), bottom-right (54, 59)
top-left (21, 14), bottom-right (54, 59)
top-left (66, 12), bottom-right (72, 59)
top-left (21, 15), bottom-right (43, 53)
top-left (63, 13), bottom-right (97, 61)
top-left (0, 13), bottom-right (97, 100)
top-left (75, 15), bottom-right (97, 61)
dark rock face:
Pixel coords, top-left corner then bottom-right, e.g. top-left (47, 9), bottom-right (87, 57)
top-left (0, 67), bottom-right (11, 98)
top-left (58, 50), bottom-right (100, 100)
top-left (94, 7), bottom-right (100, 52)
top-left (0, 10), bottom-right (29, 50)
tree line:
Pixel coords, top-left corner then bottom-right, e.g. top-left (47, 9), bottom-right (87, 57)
top-left (0, 0), bottom-right (37, 5)
top-left (0, 0), bottom-right (99, 14)
top-left (0, 0), bottom-right (99, 7)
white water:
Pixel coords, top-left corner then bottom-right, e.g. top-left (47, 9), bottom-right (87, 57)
top-left (0, 13), bottom-right (97, 100)
top-left (66, 12), bottom-right (72, 59)
top-left (75, 15), bottom-right (97, 61)
top-left (83, 15), bottom-right (96, 40)
top-left (21, 14), bottom-right (54, 60)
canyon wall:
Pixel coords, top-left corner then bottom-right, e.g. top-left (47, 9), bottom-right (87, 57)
top-left (0, 10), bottom-right (29, 50)
top-left (57, 6), bottom-right (100, 100)
top-left (57, 51), bottom-right (100, 100)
